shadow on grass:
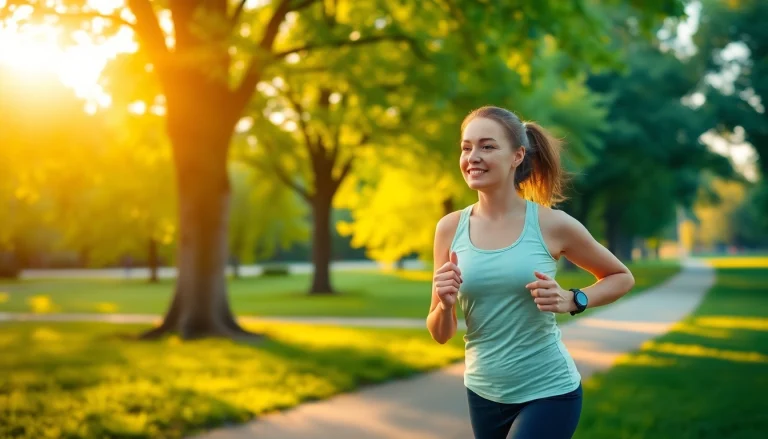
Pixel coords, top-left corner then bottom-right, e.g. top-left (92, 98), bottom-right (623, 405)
top-left (574, 267), bottom-right (768, 439)
top-left (0, 320), bottom-right (464, 439)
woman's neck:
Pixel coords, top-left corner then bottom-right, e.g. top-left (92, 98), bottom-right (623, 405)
top-left (475, 186), bottom-right (526, 220)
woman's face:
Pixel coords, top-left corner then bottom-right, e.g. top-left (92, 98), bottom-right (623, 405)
top-left (460, 117), bottom-right (524, 191)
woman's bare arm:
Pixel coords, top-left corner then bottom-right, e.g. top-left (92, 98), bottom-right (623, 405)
top-left (533, 209), bottom-right (635, 312)
top-left (426, 212), bottom-right (461, 343)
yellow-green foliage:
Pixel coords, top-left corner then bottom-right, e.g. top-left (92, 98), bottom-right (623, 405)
top-left (0, 322), bottom-right (464, 439)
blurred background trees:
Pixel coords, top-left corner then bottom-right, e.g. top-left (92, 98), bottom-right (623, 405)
top-left (1, 0), bottom-right (766, 337)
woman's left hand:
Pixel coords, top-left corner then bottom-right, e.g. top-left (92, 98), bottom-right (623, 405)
top-left (525, 271), bottom-right (574, 314)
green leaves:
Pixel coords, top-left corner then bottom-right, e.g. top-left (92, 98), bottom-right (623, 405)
top-left (574, 37), bottom-right (736, 246)
top-left (228, 160), bottom-right (310, 265)
top-left (697, 0), bottom-right (768, 175)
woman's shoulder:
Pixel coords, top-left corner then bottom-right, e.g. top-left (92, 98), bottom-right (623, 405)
top-left (536, 203), bottom-right (588, 238)
top-left (435, 209), bottom-right (464, 238)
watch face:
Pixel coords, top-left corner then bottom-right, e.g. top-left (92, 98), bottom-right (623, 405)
top-left (576, 292), bottom-right (588, 307)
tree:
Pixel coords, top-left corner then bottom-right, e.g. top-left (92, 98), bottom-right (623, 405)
top-left (238, 78), bottom-right (379, 294)
top-left (335, 148), bottom-right (468, 266)
top-left (236, 1), bottom-right (660, 293)
top-left (0, 65), bottom-right (99, 276)
top-left (696, 0), bottom-right (768, 231)
top-left (4, 0), bottom-right (424, 338)
top-left (54, 108), bottom-right (178, 279)
top-left (228, 160), bottom-right (309, 278)
top-left (336, 39), bottom-right (609, 267)
top-left (3, 0), bottom-right (686, 338)
top-left (731, 184), bottom-right (768, 249)
top-left (578, 40), bottom-right (734, 261)
top-left (693, 176), bottom-right (747, 251)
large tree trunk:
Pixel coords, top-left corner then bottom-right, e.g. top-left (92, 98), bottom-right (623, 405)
top-left (310, 191), bottom-right (334, 294)
top-left (141, 80), bottom-right (257, 340)
top-left (148, 238), bottom-right (159, 283)
top-left (121, 0), bottom-right (284, 339)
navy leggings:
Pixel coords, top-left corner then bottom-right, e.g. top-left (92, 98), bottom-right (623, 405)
top-left (466, 383), bottom-right (582, 439)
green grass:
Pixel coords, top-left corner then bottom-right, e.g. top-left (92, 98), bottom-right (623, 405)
top-left (575, 266), bottom-right (768, 439)
top-left (0, 261), bottom-right (680, 318)
top-left (0, 321), bottom-right (466, 439)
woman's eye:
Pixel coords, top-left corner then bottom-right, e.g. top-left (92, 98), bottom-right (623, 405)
top-left (483, 144), bottom-right (494, 149)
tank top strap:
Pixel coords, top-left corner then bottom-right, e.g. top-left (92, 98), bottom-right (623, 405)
top-left (524, 199), bottom-right (538, 230)
top-left (524, 199), bottom-right (555, 259)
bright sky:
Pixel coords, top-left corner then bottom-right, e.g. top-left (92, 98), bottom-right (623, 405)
top-left (0, 0), bottom-right (137, 112)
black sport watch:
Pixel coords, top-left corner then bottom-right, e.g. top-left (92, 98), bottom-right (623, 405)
top-left (570, 288), bottom-right (588, 316)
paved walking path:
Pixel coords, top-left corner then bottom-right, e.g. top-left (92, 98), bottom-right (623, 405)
top-left (187, 259), bottom-right (716, 439)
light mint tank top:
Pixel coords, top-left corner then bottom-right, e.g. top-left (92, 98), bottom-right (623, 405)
top-left (450, 200), bottom-right (581, 403)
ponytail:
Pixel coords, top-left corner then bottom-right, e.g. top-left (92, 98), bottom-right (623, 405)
top-left (518, 122), bottom-right (566, 207)
top-left (461, 106), bottom-right (568, 207)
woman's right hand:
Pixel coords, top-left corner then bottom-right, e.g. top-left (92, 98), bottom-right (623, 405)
top-left (433, 251), bottom-right (462, 311)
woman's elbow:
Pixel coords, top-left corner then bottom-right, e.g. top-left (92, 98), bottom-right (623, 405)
top-left (626, 270), bottom-right (636, 290)
top-left (426, 326), bottom-right (452, 344)
top-left (432, 332), bottom-right (454, 345)
top-left (618, 270), bottom-right (635, 298)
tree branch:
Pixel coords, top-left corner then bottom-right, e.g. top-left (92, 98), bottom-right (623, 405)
top-left (328, 93), bottom-right (348, 164)
top-left (331, 134), bottom-right (367, 194)
top-left (245, 148), bottom-right (313, 202)
top-left (274, 34), bottom-right (427, 60)
top-left (126, 0), bottom-right (170, 76)
top-left (280, 86), bottom-right (320, 158)
top-left (322, 0), bottom-right (337, 27)
top-left (231, 0), bottom-right (292, 115)
top-left (230, 0), bottom-right (248, 27)
top-left (331, 157), bottom-right (354, 194)
top-left (168, 0), bottom-right (199, 50)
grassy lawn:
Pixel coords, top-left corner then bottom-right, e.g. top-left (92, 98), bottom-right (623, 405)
top-left (0, 321), bottom-right (466, 439)
top-left (0, 260), bottom-right (680, 318)
top-left (575, 264), bottom-right (768, 439)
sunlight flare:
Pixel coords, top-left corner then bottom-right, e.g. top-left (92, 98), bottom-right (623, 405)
top-left (0, 5), bottom-right (137, 108)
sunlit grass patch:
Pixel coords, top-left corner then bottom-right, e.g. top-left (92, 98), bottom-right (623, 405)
top-left (94, 302), bottom-right (119, 313)
top-left (0, 321), bottom-right (465, 439)
top-left (575, 267), bottom-right (768, 439)
top-left (26, 295), bottom-right (58, 313)
top-left (701, 256), bottom-right (768, 268)
top-left (694, 316), bottom-right (768, 331)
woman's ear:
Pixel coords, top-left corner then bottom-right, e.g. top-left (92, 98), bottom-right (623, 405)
top-left (514, 147), bottom-right (526, 167)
